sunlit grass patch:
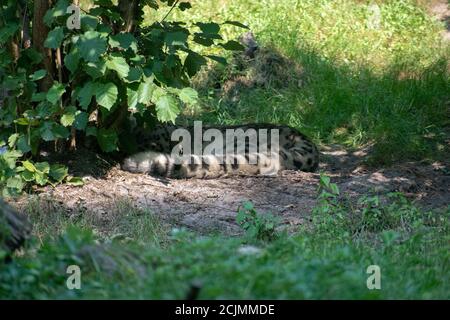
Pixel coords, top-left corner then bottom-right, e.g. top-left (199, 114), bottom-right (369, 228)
top-left (159, 0), bottom-right (449, 164)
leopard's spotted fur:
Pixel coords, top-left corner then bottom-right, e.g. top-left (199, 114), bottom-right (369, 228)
top-left (121, 124), bottom-right (319, 178)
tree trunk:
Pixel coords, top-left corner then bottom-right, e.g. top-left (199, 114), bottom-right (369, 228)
top-left (118, 0), bottom-right (139, 33)
top-left (32, 0), bottom-right (54, 92)
top-left (0, 198), bottom-right (32, 256)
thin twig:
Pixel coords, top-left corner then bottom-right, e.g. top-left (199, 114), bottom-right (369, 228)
top-left (160, 0), bottom-right (180, 23)
top-left (19, 2), bottom-right (28, 48)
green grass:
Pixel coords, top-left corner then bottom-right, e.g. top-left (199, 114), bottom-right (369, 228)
top-left (25, 196), bottom-right (169, 246)
top-left (1, 180), bottom-right (449, 299)
top-left (149, 0), bottom-right (450, 164)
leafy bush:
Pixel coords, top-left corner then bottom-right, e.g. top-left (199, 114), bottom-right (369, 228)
top-left (0, 0), bottom-right (246, 195)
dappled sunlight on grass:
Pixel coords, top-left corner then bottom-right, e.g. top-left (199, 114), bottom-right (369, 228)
top-left (174, 0), bottom-right (449, 164)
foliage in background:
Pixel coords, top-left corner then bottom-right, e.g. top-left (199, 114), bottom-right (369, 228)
top-left (0, 0), bottom-right (246, 195)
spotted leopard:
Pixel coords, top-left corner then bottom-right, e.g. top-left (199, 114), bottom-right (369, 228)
top-left (121, 123), bottom-right (319, 178)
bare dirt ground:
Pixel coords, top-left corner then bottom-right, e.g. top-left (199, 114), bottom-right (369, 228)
top-left (14, 144), bottom-right (448, 236)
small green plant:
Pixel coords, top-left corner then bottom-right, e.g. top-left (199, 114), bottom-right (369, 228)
top-left (311, 174), bottom-right (441, 238)
top-left (311, 173), bottom-right (348, 236)
top-left (236, 201), bottom-right (279, 241)
top-left (316, 174), bottom-right (340, 204)
top-left (357, 195), bottom-right (386, 232)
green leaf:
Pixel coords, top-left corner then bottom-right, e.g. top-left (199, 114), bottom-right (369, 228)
top-left (97, 128), bottom-right (118, 152)
top-left (108, 33), bottom-right (138, 52)
top-left (43, 0), bottom-right (70, 26)
top-left (6, 176), bottom-right (24, 191)
top-left (330, 183), bottom-right (340, 195)
top-left (64, 48), bottom-right (80, 74)
top-left (95, 82), bottom-right (118, 111)
top-left (46, 83), bottom-right (66, 105)
top-left (35, 162), bottom-right (50, 174)
top-left (178, 2), bottom-right (191, 10)
top-left (193, 35), bottom-right (214, 47)
top-left (77, 82), bottom-right (95, 109)
top-left (164, 31), bottom-right (188, 46)
top-left (206, 55), bottom-right (227, 65)
top-left (105, 55), bottom-right (130, 79)
top-left (2, 76), bottom-right (22, 90)
top-left (40, 122), bottom-right (69, 141)
top-left (150, 86), bottom-right (165, 104)
top-left (44, 27), bottom-right (65, 49)
top-left (2, 150), bottom-right (22, 169)
top-left (39, 121), bottom-right (55, 141)
top-left (66, 176), bottom-right (84, 186)
top-left (34, 171), bottom-right (48, 186)
top-left (17, 136), bottom-right (31, 153)
top-left (60, 106), bottom-right (77, 127)
top-left (0, 24), bottom-right (19, 43)
top-left (320, 175), bottom-right (331, 187)
top-left (49, 164), bottom-right (68, 183)
top-left (22, 160), bottom-right (36, 172)
top-left (3, 149), bottom-right (23, 159)
top-left (137, 77), bottom-right (155, 105)
top-left (74, 111), bottom-right (88, 130)
top-left (21, 170), bottom-right (35, 182)
top-left (80, 15), bottom-right (99, 31)
top-left (36, 164), bottom-right (54, 185)
top-left (14, 118), bottom-right (30, 126)
top-left (130, 54), bottom-right (145, 64)
top-left (36, 103), bottom-right (57, 118)
top-left (195, 22), bottom-right (220, 34)
top-left (220, 40), bottom-right (245, 51)
top-left (32, 92), bottom-right (47, 102)
top-left (179, 87), bottom-right (198, 105)
top-left (194, 32), bottom-right (222, 40)
top-left (243, 201), bottom-right (254, 210)
top-left (30, 69), bottom-right (47, 81)
top-left (78, 31), bottom-right (107, 62)
top-left (223, 21), bottom-right (249, 29)
top-left (155, 94), bottom-right (180, 123)
top-left (84, 59), bottom-right (106, 79)
top-left (184, 51), bottom-right (207, 77)
top-left (97, 24), bottom-right (113, 35)
top-left (8, 134), bottom-right (19, 148)
top-left (127, 85), bottom-right (139, 109)
top-left (126, 67), bottom-right (143, 83)
top-left (24, 48), bottom-right (44, 65)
